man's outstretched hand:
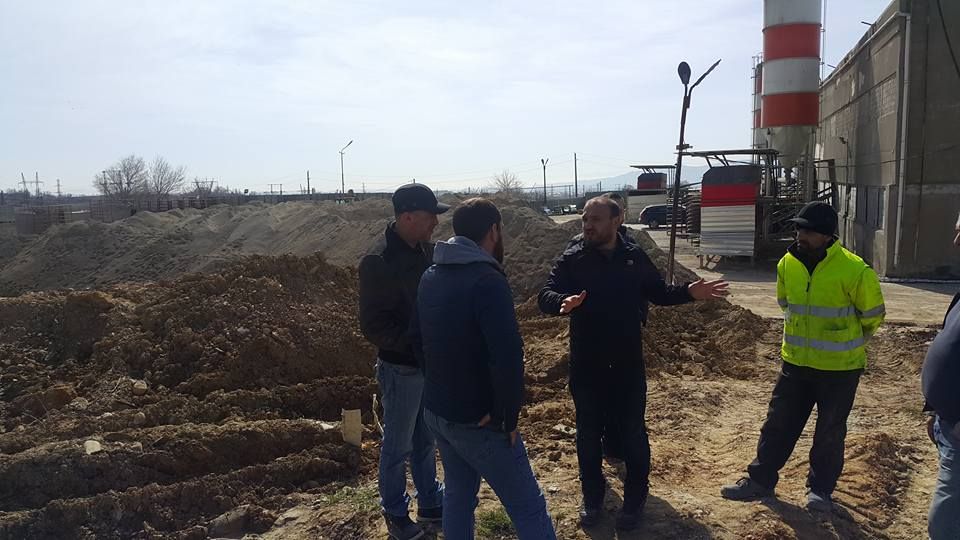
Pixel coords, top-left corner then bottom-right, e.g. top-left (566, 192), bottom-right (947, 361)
top-left (688, 279), bottom-right (730, 301)
top-left (560, 290), bottom-right (587, 314)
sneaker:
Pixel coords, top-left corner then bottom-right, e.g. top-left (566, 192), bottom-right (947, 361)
top-left (416, 505), bottom-right (442, 523)
top-left (383, 513), bottom-right (425, 540)
top-left (806, 490), bottom-right (833, 513)
top-left (720, 477), bottom-right (774, 501)
top-left (615, 507), bottom-right (641, 531)
top-left (579, 506), bottom-right (602, 528)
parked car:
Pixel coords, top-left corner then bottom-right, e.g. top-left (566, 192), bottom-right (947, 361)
top-left (542, 207), bottom-right (553, 216)
top-left (638, 204), bottom-right (686, 229)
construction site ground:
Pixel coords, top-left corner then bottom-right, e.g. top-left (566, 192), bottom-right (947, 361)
top-left (0, 201), bottom-right (947, 539)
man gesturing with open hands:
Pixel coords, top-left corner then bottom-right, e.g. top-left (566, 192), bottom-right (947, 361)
top-left (538, 196), bottom-right (727, 531)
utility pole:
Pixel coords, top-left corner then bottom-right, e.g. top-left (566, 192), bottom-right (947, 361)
top-left (32, 172), bottom-right (43, 199)
top-left (574, 153), bottom-right (579, 197)
top-left (21, 172), bottom-right (28, 197)
top-left (56, 179), bottom-right (62, 199)
top-left (541, 158), bottom-right (549, 206)
top-left (340, 140), bottom-right (353, 194)
top-left (306, 170), bottom-right (311, 200)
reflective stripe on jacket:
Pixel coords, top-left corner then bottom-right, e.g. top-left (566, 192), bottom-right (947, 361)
top-left (777, 241), bottom-right (885, 371)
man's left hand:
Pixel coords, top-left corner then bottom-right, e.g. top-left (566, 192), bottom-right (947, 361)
top-left (952, 421), bottom-right (960, 442)
top-left (688, 278), bottom-right (730, 301)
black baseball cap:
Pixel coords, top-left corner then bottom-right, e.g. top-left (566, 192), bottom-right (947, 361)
top-left (392, 183), bottom-right (450, 215)
top-left (789, 201), bottom-right (838, 237)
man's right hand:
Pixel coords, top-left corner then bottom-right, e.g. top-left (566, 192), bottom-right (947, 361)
top-left (560, 290), bottom-right (587, 314)
top-left (927, 415), bottom-right (937, 445)
top-left (479, 414), bottom-right (518, 447)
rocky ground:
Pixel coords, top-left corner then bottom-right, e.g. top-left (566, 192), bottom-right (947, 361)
top-left (0, 200), bottom-right (943, 539)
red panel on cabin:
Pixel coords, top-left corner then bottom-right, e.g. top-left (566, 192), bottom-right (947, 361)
top-left (701, 184), bottom-right (759, 207)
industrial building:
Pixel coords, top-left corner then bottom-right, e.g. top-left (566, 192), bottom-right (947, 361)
top-left (817, 0), bottom-right (960, 278)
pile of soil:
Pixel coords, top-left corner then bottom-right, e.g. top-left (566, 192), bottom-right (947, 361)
top-left (0, 225), bottom-right (27, 270)
top-left (0, 254), bottom-right (377, 538)
top-left (0, 198), bottom-right (592, 301)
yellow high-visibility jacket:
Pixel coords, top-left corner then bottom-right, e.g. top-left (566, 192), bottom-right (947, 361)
top-left (777, 241), bottom-right (885, 371)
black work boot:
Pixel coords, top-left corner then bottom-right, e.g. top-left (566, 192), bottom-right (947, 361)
top-left (383, 512), bottom-right (425, 540)
top-left (616, 491), bottom-right (646, 531)
top-left (720, 477), bottom-right (774, 501)
top-left (615, 507), bottom-right (642, 531)
top-left (579, 506), bottom-right (602, 528)
top-left (416, 504), bottom-right (442, 523)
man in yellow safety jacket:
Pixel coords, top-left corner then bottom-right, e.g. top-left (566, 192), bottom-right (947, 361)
top-left (720, 201), bottom-right (885, 512)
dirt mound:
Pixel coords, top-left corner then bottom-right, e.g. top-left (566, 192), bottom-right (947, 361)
top-left (840, 432), bottom-right (913, 530)
top-left (0, 254), bottom-right (377, 538)
top-left (0, 201), bottom-right (395, 296)
top-left (0, 226), bottom-right (27, 270)
top-left (519, 298), bottom-right (771, 390)
top-left (0, 198), bottom-right (698, 304)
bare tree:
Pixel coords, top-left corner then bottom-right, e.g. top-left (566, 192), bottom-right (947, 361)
top-left (94, 155), bottom-right (148, 200)
top-left (148, 156), bottom-right (186, 201)
top-left (492, 169), bottom-right (523, 194)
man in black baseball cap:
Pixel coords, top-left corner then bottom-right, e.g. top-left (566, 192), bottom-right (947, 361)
top-left (789, 201), bottom-right (838, 239)
top-left (392, 183), bottom-right (451, 215)
top-left (359, 182), bottom-right (449, 539)
top-left (722, 199), bottom-right (885, 513)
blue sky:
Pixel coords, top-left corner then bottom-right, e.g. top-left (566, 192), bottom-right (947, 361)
top-left (1, 0), bottom-right (892, 195)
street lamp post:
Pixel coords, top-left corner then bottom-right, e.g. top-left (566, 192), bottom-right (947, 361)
top-left (541, 158), bottom-right (549, 206)
top-left (339, 140), bottom-right (353, 195)
top-left (667, 59), bottom-right (721, 284)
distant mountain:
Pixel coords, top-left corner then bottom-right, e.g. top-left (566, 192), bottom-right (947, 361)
top-left (585, 165), bottom-right (711, 191)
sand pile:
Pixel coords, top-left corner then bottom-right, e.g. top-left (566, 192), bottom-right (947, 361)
top-left (0, 197), bottom-right (626, 301)
top-left (0, 227), bottom-right (26, 271)
top-left (0, 195), bottom-right (697, 303)
top-left (0, 201), bottom-right (396, 296)
top-left (0, 254), bottom-right (377, 538)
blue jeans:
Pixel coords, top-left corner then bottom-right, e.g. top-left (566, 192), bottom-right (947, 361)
top-left (376, 360), bottom-right (443, 517)
top-left (930, 415), bottom-right (960, 540)
top-left (423, 408), bottom-right (556, 540)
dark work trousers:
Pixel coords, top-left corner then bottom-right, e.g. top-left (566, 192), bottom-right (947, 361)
top-left (747, 363), bottom-right (862, 494)
top-left (570, 357), bottom-right (650, 511)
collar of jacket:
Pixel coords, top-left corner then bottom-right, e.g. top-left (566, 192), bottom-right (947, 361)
top-left (787, 238), bottom-right (840, 270)
top-left (433, 236), bottom-right (505, 274)
top-left (385, 221), bottom-right (426, 255)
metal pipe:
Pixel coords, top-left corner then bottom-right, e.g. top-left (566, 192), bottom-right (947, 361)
top-left (893, 11), bottom-right (912, 270)
top-left (667, 88), bottom-right (690, 284)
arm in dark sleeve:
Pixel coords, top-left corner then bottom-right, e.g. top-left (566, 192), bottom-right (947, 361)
top-left (475, 274), bottom-right (525, 433)
top-left (637, 250), bottom-right (693, 306)
top-left (923, 293), bottom-right (960, 414)
top-left (538, 254), bottom-right (576, 315)
top-left (409, 299), bottom-right (424, 369)
top-left (358, 255), bottom-right (409, 353)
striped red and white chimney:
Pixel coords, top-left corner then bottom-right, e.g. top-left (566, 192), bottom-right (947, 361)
top-left (752, 59), bottom-right (764, 149)
top-left (762, 0), bottom-right (821, 167)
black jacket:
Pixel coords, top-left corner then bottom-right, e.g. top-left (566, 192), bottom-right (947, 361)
top-left (538, 236), bottom-right (693, 372)
top-left (411, 237), bottom-right (524, 432)
top-left (922, 293), bottom-right (960, 422)
top-left (358, 223), bottom-right (433, 366)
